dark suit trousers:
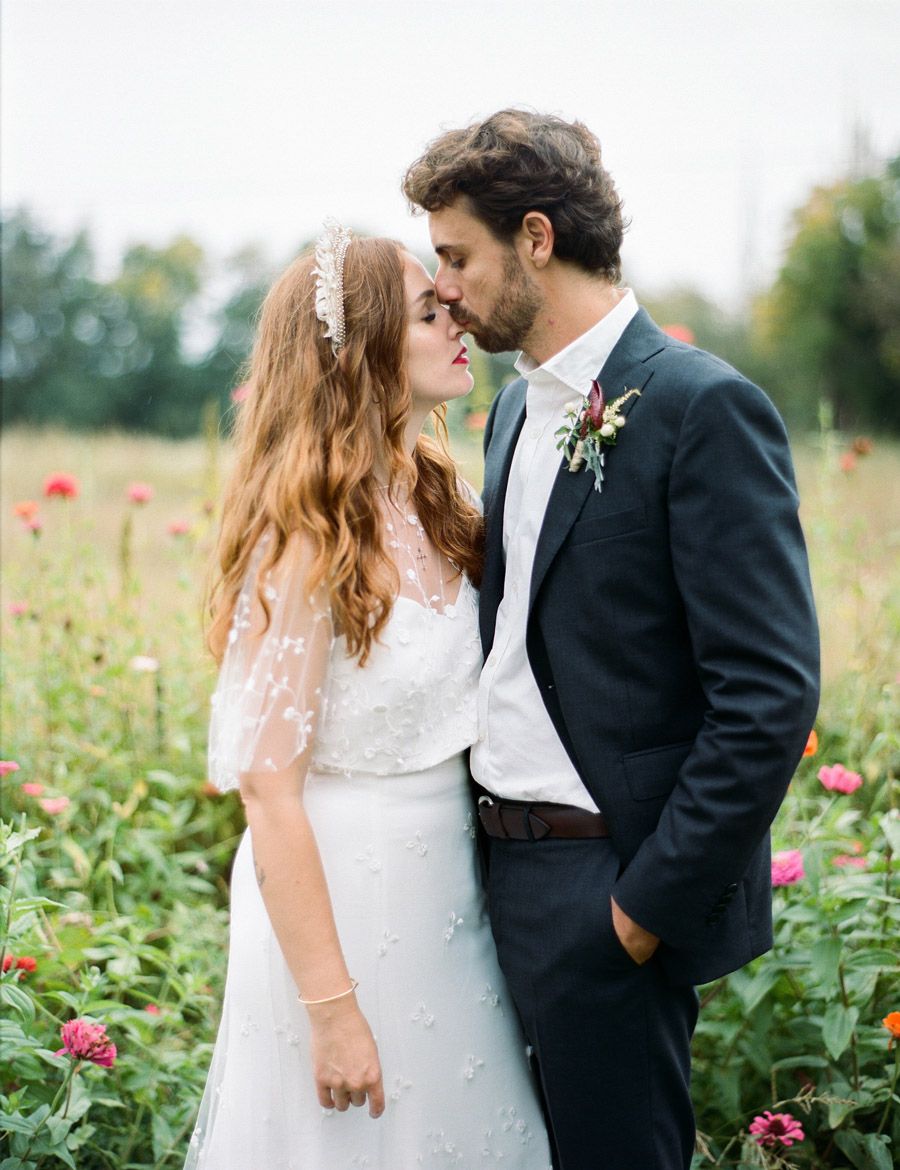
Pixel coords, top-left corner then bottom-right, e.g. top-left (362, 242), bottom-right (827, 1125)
top-left (487, 836), bottom-right (699, 1170)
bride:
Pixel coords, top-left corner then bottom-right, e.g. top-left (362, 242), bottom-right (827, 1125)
top-left (184, 224), bottom-right (552, 1168)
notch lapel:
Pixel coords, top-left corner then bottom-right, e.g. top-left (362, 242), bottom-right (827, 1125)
top-left (528, 310), bottom-right (665, 612)
top-left (480, 383), bottom-right (527, 654)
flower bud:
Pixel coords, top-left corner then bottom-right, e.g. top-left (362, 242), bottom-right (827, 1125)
top-left (613, 416), bottom-right (626, 428)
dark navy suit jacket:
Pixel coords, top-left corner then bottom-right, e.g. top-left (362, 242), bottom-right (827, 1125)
top-left (480, 309), bottom-right (820, 986)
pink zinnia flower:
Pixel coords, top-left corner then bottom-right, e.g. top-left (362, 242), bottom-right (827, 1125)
top-left (832, 854), bottom-right (867, 869)
top-left (167, 519), bottom-right (190, 537)
top-left (749, 1110), bottom-right (805, 1148)
top-left (39, 796), bottom-right (70, 814)
top-left (44, 473), bottom-right (79, 499)
top-left (56, 1018), bottom-right (117, 1068)
top-left (0, 761), bottom-right (21, 776)
top-left (127, 482), bottom-right (153, 504)
top-left (818, 763), bottom-right (863, 795)
top-left (839, 452), bottom-right (857, 473)
top-left (22, 782), bottom-right (45, 796)
top-left (771, 849), bottom-right (804, 887)
top-left (26, 517), bottom-right (43, 536)
top-left (144, 1003), bottom-right (161, 1015)
top-left (7, 602), bottom-right (28, 617)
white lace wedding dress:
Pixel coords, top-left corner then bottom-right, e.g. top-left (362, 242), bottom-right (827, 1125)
top-left (185, 523), bottom-right (552, 1169)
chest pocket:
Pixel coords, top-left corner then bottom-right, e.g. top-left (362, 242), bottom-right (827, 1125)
top-left (566, 505), bottom-right (647, 547)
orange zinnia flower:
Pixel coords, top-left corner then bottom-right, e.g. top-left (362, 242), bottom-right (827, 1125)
top-left (13, 500), bottom-right (39, 520)
top-left (883, 1012), bottom-right (900, 1048)
top-left (803, 730), bottom-right (818, 757)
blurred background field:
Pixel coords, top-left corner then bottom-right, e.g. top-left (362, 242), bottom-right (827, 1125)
top-left (2, 2), bottom-right (899, 1162)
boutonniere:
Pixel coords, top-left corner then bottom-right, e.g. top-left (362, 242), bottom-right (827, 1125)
top-left (554, 380), bottom-right (642, 493)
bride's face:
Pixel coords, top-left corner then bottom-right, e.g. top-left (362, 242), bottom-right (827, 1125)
top-left (403, 254), bottom-right (473, 414)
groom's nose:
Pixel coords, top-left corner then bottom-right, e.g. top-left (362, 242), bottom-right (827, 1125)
top-left (434, 266), bottom-right (461, 305)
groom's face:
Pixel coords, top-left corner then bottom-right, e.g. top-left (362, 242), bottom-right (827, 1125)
top-left (429, 201), bottom-right (542, 354)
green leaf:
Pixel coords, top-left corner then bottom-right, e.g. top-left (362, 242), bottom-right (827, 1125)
top-left (811, 936), bottom-right (843, 996)
top-left (881, 810), bottom-right (900, 855)
top-left (0, 983), bottom-right (35, 1026)
top-left (835, 1128), bottom-right (893, 1170)
top-left (822, 1002), bottom-right (859, 1060)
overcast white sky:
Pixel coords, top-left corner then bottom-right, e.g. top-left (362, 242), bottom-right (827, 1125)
top-left (3, 0), bottom-right (899, 308)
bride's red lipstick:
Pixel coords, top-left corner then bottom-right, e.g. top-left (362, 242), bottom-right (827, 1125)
top-left (452, 345), bottom-right (469, 365)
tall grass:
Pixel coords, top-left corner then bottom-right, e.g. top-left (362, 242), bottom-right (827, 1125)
top-left (1, 423), bottom-right (897, 1169)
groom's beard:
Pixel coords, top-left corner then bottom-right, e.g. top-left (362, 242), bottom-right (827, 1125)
top-left (451, 251), bottom-right (542, 354)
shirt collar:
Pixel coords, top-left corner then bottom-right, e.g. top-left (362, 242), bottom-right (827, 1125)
top-left (515, 289), bottom-right (639, 418)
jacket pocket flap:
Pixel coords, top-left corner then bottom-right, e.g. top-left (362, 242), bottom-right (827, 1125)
top-left (623, 740), bottom-right (693, 801)
top-left (567, 505), bottom-right (647, 547)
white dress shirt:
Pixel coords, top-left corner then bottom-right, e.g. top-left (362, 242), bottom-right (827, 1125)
top-left (471, 290), bottom-right (639, 811)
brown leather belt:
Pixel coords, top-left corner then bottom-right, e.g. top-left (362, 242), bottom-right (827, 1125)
top-left (477, 795), bottom-right (610, 841)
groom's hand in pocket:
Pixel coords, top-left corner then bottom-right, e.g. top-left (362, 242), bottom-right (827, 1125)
top-left (610, 896), bottom-right (660, 965)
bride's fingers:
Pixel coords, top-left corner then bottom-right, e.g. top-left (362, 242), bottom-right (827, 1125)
top-left (349, 1090), bottom-right (366, 1108)
top-left (316, 1085), bottom-right (335, 1110)
top-left (332, 1088), bottom-right (351, 1112)
top-left (368, 1075), bottom-right (385, 1119)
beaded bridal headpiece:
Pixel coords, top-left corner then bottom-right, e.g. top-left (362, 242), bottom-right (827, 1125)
top-left (312, 219), bottom-right (353, 357)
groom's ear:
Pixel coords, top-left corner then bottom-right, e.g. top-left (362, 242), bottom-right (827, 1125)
top-left (518, 212), bottom-right (554, 270)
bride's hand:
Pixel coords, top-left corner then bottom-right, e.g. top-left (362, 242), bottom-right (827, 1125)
top-left (307, 996), bottom-right (385, 1118)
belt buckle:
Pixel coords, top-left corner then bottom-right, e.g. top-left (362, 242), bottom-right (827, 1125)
top-left (477, 795), bottom-right (507, 840)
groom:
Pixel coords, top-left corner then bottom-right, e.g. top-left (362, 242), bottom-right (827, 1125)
top-left (404, 110), bottom-right (819, 1169)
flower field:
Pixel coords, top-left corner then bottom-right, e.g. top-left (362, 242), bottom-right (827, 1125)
top-left (1, 424), bottom-right (898, 1169)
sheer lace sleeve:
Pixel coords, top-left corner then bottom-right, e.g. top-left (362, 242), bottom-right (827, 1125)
top-left (208, 531), bottom-right (334, 793)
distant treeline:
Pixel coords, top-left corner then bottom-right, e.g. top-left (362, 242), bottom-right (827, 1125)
top-left (3, 154), bottom-right (898, 436)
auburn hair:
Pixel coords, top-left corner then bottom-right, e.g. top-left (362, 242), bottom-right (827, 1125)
top-left (207, 238), bottom-right (483, 665)
top-left (403, 108), bottom-right (627, 281)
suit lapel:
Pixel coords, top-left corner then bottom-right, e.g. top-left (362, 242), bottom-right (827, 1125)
top-left (480, 383), bottom-right (526, 653)
top-left (528, 310), bottom-right (665, 612)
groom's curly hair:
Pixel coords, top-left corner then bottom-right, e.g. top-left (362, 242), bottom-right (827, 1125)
top-left (403, 109), bottom-right (627, 281)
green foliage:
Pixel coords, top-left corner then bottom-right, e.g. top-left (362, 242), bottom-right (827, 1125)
top-left (1, 433), bottom-right (898, 1167)
top-left (759, 155), bottom-right (900, 433)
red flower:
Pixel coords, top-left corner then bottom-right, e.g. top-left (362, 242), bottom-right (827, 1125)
top-left (144, 1003), bottom-right (161, 1015)
top-left (852, 436), bottom-right (873, 456)
top-left (0, 761), bottom-right (20, 776)
top-left (43, 473), bottom-right (79, 499)
top-left (839, 452), bottom-right (857, 473)
top-left (883, 1011), bottom-right (900, 1048)
top-left (749, 1110), bottom-right (805, 1147)
top-left (832, 854), bottom-right (867, 869)
top-left (167, 519), bottom-right (190, 537)
top-left (818, 763), bottom-right (863, 795)
top-left (802, 729), bottom-right (818, 757)
top-left (56, 1018), bottom-right (117, 1067)
top-left (2, 955), bottom-right (37, 980)
top-left (662, 323), bottom-right (696, 344)
top-left (586, 380), bottom-right (605, 429)
top-left (127, 482), bottom-right (153, 504)
top-left (39, 796), bottom-right (70, 814)
top-left (22, 782), bottom-right (45, 796)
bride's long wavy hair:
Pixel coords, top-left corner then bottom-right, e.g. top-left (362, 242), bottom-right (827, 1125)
top-left (207, 237), bottom-right (484, 666)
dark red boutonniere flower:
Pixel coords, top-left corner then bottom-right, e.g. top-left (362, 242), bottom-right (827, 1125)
top-left (555, 380), bottom-right (641, 493)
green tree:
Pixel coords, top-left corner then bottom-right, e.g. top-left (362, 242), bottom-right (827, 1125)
top-left (759, 155), bottom-right (900, 432)
top-left (1, 210), bottom-right (111, 428)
